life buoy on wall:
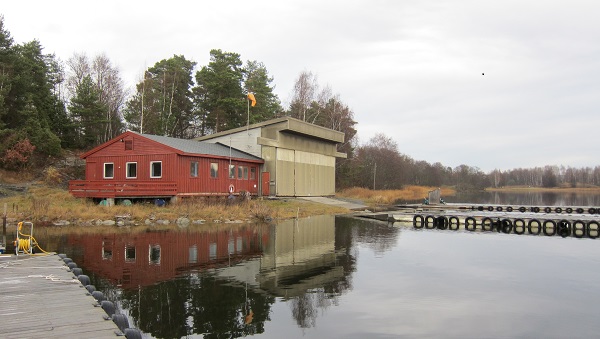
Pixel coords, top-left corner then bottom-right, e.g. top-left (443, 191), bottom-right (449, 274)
top-left (229, 184), bottom-right (235, 193)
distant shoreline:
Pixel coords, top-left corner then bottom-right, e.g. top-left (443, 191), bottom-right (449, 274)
top-left (486, 186), bottom-right (600, 193)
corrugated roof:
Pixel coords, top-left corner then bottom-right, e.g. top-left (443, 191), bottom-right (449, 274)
top-left (137, 132), bottom-right (262, 161)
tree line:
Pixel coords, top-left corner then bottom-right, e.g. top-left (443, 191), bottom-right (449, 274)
top-left (0, 16), bottom-right (597, 190)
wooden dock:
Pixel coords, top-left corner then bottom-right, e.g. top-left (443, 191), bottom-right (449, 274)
top-left (0, 254), bottom-right (120, 338)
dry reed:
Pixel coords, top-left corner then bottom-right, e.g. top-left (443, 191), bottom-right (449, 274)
top-left (337, 186), bottom-right (455, 205)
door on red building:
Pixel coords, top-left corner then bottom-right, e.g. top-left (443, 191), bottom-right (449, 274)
top-left (261, 172), bottom-right (270, 196)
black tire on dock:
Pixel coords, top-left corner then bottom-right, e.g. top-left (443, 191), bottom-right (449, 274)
top-left (477, 206), bottom-right (484, 211)
top-left (555, 207), bottom-right (562, 213)
top-left (528, 219), bottom-right (542, 235)
top-left (77, 274), bottom-right (90, 286)
top-left (544, 207), bottom-right (552, 213)
top-left (588, 208), bottom-right (597, 215)
top-left (531, 207), bottom-right (540, 213)
top-left (543, 220), bottom-right (557, 236)
top-left (413, 215), bottom-right (425, 229)
top-left (566, 207), bottom-right (573, 214)
top-left (71, 267), bottom-right (83, 276)
top-left (573, 220), bottom-right (586, 238)
top-left (425, 215), bottom-right (436, 229)
top-left (506, 206), bottom-right (513, 212)
top-left (481, 217), bottom-right (494, 232)
top-left (514, 219), bottom-right (526, 235)
top-left (576, 208), bottom-right (584, 214)
top-left (448, 216), bottom-right (460, 230)
top-left (86, 285), bottom-right (96, 294)
top-left (63, 258), bottom-right (73, 264)
top-left (519, 207), bottom-right (526, 213)
top-left (67, 262), bottom-right (78, 270)
top-left (435, 216), bottom-right (448, 230)
top-left (92, 291), bottom-right (105, 303)
top-left (557, 220), bottom-right (571, 238)
top-left (101, 300), bottom-right (116, 317)
top-left (496, 206), bottom-right (503, 212)
top-left (112, 314), bottom-right (130, 332)
top-left (487, 206), bottom-right (494, 212)
top-left (501, 219), bottom-right (513, 234)
top-left (124, 328), bottom-right (143, 339)
top-left (587, 221), bottom-right (600, 239)
top-left (465, 217), bottom-right (477, 231)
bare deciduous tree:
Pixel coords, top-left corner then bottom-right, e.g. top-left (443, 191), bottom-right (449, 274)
top-left (66, 52), bottom-right (126, 144)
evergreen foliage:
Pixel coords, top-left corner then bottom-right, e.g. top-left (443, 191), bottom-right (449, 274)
top-left (0, 16), bottom-right (597, 189)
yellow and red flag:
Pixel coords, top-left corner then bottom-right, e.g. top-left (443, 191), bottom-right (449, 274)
top-left (247, 93), bottom-right (256, 107)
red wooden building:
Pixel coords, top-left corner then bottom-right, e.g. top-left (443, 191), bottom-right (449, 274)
top-left (69, 131), bottom-right (264, 202)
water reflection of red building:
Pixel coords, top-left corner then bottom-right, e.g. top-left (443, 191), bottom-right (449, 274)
top-left (70, 226), bottom-right (270, 289)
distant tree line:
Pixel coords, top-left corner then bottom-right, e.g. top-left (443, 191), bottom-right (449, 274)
top-left (0, 16), bottom-right (597, 190)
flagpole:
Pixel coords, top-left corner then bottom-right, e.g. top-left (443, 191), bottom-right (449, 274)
top-left (247, 96), bottom-right (250, 133)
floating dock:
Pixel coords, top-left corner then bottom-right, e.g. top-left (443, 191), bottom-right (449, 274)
top-left (0, 254), bottom-right (120, 338)
top-left (357, 203), bottom-right (600, 238)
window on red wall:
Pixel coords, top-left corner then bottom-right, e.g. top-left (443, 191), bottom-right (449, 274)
top-left (250, 167), bottom-right (256, 180)
top-left (104, 163), bottom-right (114, 179)
top-left (190, 162), bottom-right (198, 177)
top-left (126, 162), bottom-right (137, 178)
top-left (125, 140), bottom-right (133, 150)
top-left (210, 162), bottom-right (218, 178)
top-left (229, 164), bottom-right (235, 179)
top-left (151, 161), bottom-right (162, 178)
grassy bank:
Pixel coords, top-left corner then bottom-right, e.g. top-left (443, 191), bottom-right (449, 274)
top-left (0, 183), bottom-right (458, 226)
top-left (0, 185), bottom-right (349, 225)
top-left (337, 185), bottom-right (455, 205)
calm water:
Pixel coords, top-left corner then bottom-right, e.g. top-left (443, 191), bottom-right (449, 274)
top-left (36, 210), bottom-right (600, 339)
top-left (447, 190), bottom-right (600, 206)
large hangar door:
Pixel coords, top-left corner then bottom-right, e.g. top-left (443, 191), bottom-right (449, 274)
top-left (276, 148), bottom-right (296, 196)
top-left (294, 151), bottom-right (335, 196)
top-left (276, 149), bottom-right (336, 196)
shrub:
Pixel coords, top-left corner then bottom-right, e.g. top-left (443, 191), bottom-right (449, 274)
top-left (1, 138), bottom-right (36, 170)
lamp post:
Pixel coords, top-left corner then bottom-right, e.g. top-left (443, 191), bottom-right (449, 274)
top-left (373, 162), bottom-right (376, 190)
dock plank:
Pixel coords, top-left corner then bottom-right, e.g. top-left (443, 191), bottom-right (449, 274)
top-left (0, 254), bottom-right (120, 339)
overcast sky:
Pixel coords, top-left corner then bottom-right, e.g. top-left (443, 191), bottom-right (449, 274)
top-left (3, 1), bottom-right (599, 172)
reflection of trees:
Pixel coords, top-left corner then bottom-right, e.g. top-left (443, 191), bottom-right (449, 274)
top-left (71, 216), bottom-right (402, 337)
top-left (337, 216), bottom-right (400, 255)
top-left (290, 289), bottom-right (334, 328)
top-left (116, 273), bottom-right (274, 339)
top-left (287, 216), bottom-right (399, 328)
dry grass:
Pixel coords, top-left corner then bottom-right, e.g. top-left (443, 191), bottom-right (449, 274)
top-left (0, 184), bottom-right (349, 224)
top-left (337, 186), bottom-right (455, 205)
top-left (0, 168), bottom-right (35, 184)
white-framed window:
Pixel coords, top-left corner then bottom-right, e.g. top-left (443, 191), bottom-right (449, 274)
top-left (189, 245), bottom-right (198, 264)
top-left (150, 161), bottom-right (162, 178)
top-left (210, 162), bottom-right (218, 178)
top-left (102, 240), bottom-right (112, 260)
top-left (229, 164), bottom-right (235, 179)
top-left (149, 245), bottom-right (161, 265)
top-left (126, 162), bottom-right (137, 179)
top-left (104, 163), bottom-right (114, 179)
top-left (125, 245), bottom-right (136, 262)
top-left (209, 242), bottom-right (217, 260)
top-left (190, 161), bottom-right (198, 177)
